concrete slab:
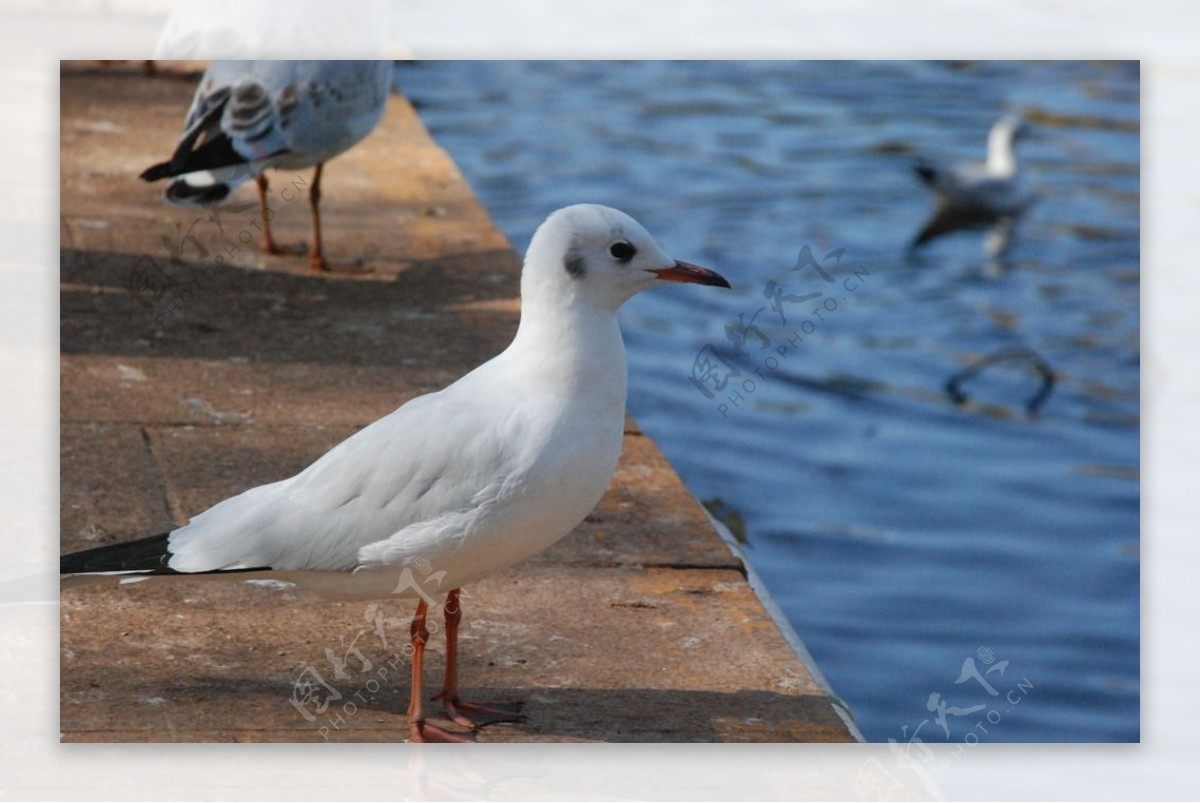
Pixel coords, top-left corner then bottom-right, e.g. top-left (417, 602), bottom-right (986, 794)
top-left (61, 566), bottom-right (847, 743)
top-left (59, 64), bottom-right (855, 743)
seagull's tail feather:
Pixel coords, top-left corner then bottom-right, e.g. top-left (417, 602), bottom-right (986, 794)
top-left (60, 532), bottom-right (271, 580)
top-left (59, 533), bottom-right (402, 601)
top-left (139, 79), bottom-right (289, 208)
top-left (139, 88), bottom-right (252, 185)
top-left (147, 146), bottom-right (287, 207)
top-left (60, 533), bottom-right (175, 574)
top-left (142, 130), bottom-right (284, 187)
top-left (141, 149), bottom-right (242, 206)
top-left (163, 176), bottom-right (234, 206)
top-left (139, 160), bottom-right (175, 182)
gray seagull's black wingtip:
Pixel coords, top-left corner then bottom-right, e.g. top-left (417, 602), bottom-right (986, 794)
top-left (139, 161), bottom-right (174, 183)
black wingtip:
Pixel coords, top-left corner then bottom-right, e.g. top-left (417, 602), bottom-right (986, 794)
top-left (914, 164), bottom-right (937, 185)
top-left (140, 161), bottom-right (173, 182)
top-left (61, 532), bottom-right (174, 575)
top-left (61, 533), bottom-right (275, 577)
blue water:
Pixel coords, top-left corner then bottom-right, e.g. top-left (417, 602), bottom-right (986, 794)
top-left (399, 61), bottom-right (1140, 743)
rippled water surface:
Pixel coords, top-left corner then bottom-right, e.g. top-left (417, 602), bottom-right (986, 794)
top-left (400, 60), bottom-right (1140, 743)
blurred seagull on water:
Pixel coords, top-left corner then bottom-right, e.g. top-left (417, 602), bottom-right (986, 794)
top-left (910, 114), bottom-right (1034, 257)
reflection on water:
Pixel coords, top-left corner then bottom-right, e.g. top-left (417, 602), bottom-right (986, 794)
top-left (402, 60), bottom-right (1140, 743)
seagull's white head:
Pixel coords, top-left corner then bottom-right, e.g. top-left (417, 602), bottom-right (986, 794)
top-left (521, 204), bottom-right (730, 313)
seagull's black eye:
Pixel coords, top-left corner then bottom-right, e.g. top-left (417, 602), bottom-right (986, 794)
top-left (609, 241), bottom-right (636, 262)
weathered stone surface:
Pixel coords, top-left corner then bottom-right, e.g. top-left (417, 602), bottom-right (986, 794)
top-left (61, 567), bottom-right (846, 743)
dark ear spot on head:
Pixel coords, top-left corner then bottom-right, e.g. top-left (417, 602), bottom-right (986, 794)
top-left (564, 251), bottom-right (586, 278)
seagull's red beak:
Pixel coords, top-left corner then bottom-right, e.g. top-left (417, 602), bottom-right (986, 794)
top-left (652, 260), bottom-right (731, 288)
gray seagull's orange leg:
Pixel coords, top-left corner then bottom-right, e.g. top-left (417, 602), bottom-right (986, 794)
top-left (308, 163), bottom-right (327, 271)
top-left (255, 174), bottom-right (279, 255)
top-left (255, 173), bottom-right (306, 257)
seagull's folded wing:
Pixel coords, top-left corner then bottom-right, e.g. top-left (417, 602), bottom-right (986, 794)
top-left (166, 384), bottom-right (522, 575)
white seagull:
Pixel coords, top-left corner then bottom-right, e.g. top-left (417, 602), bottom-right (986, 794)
top-left (911, 114), bottom-right (1034, 255)
top-left (61, 204), bottom-right (731, 742)
top-left (139, 60), bottom-right (392, 271)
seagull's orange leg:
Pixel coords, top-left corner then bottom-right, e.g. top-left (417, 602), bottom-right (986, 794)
top-left (302, 163), bottom-right (370, 273)
top-left (255, 172), bottom-right (311, 259)
top-left (308, 163), bottom-right (327, 271)
top-left (435, 588), bottom-right (526, 729)
top-left (407, 598), bottom-right (471, 742)
top-left (255, 174), bottom-right (280, 255)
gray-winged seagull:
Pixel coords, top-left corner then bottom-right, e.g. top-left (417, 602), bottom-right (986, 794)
top-left (139, 60), bottom-right (392, 271)
top-left (911, 114), bottom-right (1034, 255)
